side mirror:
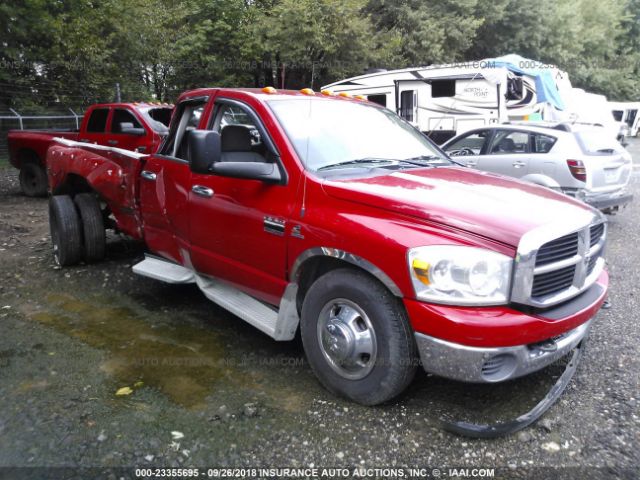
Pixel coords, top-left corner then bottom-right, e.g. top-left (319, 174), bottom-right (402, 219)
top-left (210, 161), bottom-right (282, 183)
top-left (188, 130), bottom-right (221, 174)
top-left (120, 123), bottom-right (146, 136)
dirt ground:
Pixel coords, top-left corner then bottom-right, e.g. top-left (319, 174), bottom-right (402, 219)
top-left (0, 144), bottom-right (638, 479)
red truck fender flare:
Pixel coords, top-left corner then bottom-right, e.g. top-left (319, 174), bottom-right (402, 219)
top-left (290, 247), bottom-right (403, 297)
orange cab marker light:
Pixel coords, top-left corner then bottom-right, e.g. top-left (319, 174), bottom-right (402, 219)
top-left (338, 92), bottom-right (351, 98)
top-left (354, 95), bottom-right (366, 100)
top-left (300, 88), bottom-right (315, 95)
top-left (321, 89), bottom-right (334, 96)
top-left (262, 86), bottom-right (277, 94)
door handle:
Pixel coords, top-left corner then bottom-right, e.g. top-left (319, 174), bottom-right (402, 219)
top-left (192, 185), bottom-right (214, 198)
top-left (512, 161), bottom-right (526, 168)
top-left (107, 140), bottom-right (118, 145)
top-left (465, 160), bottom-right (477, 167)
top-left (141, 170), bottom-right (157, 181)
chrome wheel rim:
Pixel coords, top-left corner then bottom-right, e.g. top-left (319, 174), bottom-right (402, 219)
top-left (317, 298), bottom-right (377, 380)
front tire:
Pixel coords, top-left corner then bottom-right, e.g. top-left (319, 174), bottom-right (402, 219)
top-left (301, 268), bottom-right (417, 405)
top-left (49, 195), bottom-right (82, 266)
top-left (19, 162), bottom-right (48, 197)
top-left (74, 193), bottom-right (106, 263)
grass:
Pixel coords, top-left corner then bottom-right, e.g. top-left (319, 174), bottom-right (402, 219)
top-left (0, 155), bottom-right (9, 168)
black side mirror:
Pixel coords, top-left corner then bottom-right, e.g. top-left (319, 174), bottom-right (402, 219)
top-left (188, 130), bottom-right (221, 174)
top-left (121, 125), bottom-right (146, 136)
top-left (210, 161), bottom-right (282, 183)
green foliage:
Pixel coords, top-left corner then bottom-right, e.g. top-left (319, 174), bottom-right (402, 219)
top-left (1, 0), bottom-right (639, 109)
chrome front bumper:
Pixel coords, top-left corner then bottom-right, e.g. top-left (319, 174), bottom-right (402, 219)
top-left (415, 319), bottom-right (593, 383)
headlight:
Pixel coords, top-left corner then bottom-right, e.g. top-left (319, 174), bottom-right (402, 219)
top-left (407, 246), bottom-right (513, 305)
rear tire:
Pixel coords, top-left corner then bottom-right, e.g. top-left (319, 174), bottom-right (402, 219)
top-left (74, 193), bottom-right (106, 263)
top-left (301, 268), bottom-right (417, 405)
top-left (49, 195), bottom-right (82, 266)
top-left (19, 162), bottom-right (48, 197)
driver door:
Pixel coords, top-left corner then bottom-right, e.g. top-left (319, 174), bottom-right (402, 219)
top-left (188, 99), bottom-right (294, 306)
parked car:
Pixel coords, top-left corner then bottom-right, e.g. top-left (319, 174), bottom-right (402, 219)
top-left (45, 87), bottom-right (608, 406)
top-left (442, 123), bottom-right (633, 213)
top-left (7, 102), bottom-right (173, 197)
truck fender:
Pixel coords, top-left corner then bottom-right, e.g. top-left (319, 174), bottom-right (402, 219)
top-left (520, 174), bottom-right (561, 190)
top-left (290, 247), bottom-right (403, 297)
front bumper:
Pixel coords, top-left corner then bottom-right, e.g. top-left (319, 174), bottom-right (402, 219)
top-left (415, 319), bottom-right (592, 383)
top-left (406, 270), bottom-right (608, 383)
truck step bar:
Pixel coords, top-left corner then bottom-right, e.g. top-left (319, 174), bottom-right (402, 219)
top-left (195, 275), bottom-right (279, 338)
top-left (132, 255), bottom-right (298, 341)
top-left (132, 256), bottom-right (196, 284)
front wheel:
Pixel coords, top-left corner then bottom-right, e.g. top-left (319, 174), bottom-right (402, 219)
top-left (301, 268), bottom-right (417, 405)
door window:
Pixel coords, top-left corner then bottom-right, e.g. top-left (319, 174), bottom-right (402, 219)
top-left (532, 133), bottom-right (557, 153)
top-left (160, 100), bottom-right (206, 160)
top-left (444, 130), bottom-right (490, 156)
top-left (489, 130), bottom-right (530, 154)
top-left (111, 109), bottom-right (144, 134)
top-left (86, 108), bottom-right (109, 132)
top-left (212, 104), bottom-right (268, 162)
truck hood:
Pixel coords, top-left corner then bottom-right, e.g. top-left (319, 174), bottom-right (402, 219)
top-left (322, 167), bottom-right (595, 247)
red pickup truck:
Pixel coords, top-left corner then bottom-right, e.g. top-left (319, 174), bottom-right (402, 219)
top-left (45, 87), bottom-right (608, 406)
top-left (7, 102), bottom-right (173, 196)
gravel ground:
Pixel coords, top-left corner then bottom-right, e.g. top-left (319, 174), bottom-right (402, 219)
top-left (0, 143), bottom-right (638, 479)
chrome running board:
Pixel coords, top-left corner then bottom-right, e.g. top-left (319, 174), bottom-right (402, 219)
top-left (132, 255), bottom-right (298, 341)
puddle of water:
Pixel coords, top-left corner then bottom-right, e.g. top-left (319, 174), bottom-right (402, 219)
top-left (28, 293), bottom-right (235, 409)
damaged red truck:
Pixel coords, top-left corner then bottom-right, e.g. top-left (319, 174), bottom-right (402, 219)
top-left (7, 102), bottom-right (172, 197)
top-left (45, 87), bottom-right (608, 408)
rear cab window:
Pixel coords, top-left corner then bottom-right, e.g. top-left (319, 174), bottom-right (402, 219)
top-left (86, 108), bottom-right (109, 132)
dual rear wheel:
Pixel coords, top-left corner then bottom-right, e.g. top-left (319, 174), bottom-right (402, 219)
top-left (49, 193), bottom-right (106, 266)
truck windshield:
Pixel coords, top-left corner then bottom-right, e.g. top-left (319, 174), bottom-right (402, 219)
top-left (268, 98), bottom-right (451, 172)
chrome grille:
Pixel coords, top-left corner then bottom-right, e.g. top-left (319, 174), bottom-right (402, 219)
top-left (535, 232), bottom-right (579, 267)
top-left (532, 265), bottom-right (577, 298)
top-left (590, 223), bottom-right (605, 248)
top-left (511, 214), bottom-right (607, 308)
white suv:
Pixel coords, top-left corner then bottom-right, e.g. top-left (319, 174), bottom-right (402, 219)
top-left (442, 123), bottom-right (633, 213)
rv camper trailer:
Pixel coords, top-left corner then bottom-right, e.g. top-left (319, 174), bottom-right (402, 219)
top-left (323, 56), bottom-right (570, 144)
top-left (609, 101), bottom-right (640, 137)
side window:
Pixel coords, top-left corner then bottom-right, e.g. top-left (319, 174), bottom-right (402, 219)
top-left (160, 100), bottom-right (206, 159)
top-left (444, 130), bottom-right (490, 156)
top-left (400, 90), bottom-right (415, 122)
top-left (489, 130), bottom-right (530, 154)
top-left (111, 109), bottom-right (143, 134)
top-left (212, 103), bottom-right (269, 163)
top-left (532, 133), bottom-right (557, 153)
top-left (367, 94), bottom-right (387, 107)
top-left (86, 108), bottom-right (109, 133)
top-left (431, 79), bottom-right (456, 98)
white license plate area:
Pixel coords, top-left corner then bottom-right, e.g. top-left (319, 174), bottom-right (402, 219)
top-left (604, 169), bottom-right (619, 184)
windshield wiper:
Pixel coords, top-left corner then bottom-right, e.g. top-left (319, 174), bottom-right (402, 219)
top-left (317, 157), bottom-right (396, 171)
